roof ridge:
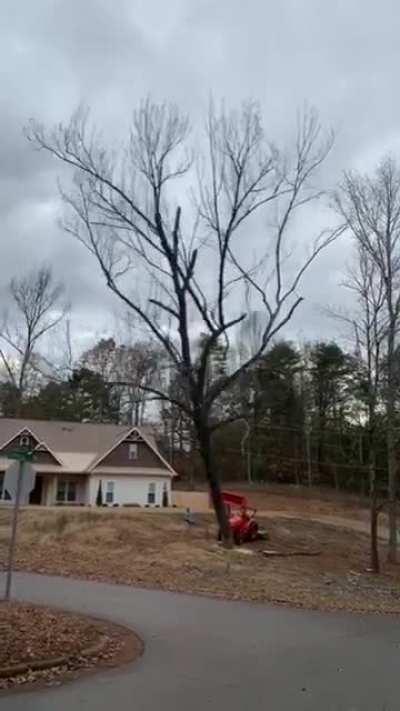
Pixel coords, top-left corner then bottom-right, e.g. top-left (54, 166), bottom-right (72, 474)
top-left (0, 417), bottom-right (154, 430)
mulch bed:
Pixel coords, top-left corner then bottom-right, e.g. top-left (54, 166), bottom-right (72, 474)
top-left (0, 602), bottom-right (142, 691)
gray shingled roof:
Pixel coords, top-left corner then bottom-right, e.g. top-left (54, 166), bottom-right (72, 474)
top-left (0, 418), bottom-right (172, 475)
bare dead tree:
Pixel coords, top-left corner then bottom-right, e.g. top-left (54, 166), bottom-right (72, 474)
top-left (34, 317), bottom-right (76, 384)
top-left (331, 245), bottom-right (387, 572)
top-left (334, 156), bottom-right (400, 563)
top-left (0, 265), bottom-right (67, 413)
top-left (27, 98), bottom-right (339, 544)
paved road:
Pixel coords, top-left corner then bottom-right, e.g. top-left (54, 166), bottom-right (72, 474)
top-left (0, 572), bottom-right (399, 711)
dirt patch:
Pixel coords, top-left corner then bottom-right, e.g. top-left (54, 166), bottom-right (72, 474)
top-left (0, 507), bottom-right (399, 614)
top-left (0, 601), bottom-right (142, 692)
top-left (199, 483), bottom-right (370, 519)
top-left (173, 483), bottom-right (377, 523)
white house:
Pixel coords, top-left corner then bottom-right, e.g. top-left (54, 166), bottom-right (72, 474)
top-left (0, 418), bottom-right (176, 507)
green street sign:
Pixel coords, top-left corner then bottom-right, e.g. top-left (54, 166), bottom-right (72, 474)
top-left (7, 450), bottom-right (34, 462)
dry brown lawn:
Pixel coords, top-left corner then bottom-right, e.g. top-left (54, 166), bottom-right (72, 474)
top-left (0, 505), bottom-right (399, 614)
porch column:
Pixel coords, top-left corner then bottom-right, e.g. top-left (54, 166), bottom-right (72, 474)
top-left (78, 477), bottom-right (90, 505)
top-left (44, 476), bottom-right (57, 506)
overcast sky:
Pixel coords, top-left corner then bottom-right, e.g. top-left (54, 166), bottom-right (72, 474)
top-left (1, 0), bottom-right (399, 352)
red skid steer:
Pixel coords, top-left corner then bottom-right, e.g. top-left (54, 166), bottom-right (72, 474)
top-left (217, 491), bottom-right (260, 545)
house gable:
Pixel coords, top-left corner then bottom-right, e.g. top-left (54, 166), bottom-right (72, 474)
top-left (0, 427), bottom-right (61, 466)
top-left (33, 445), bottom-right (62, 466)
top-left (91, 428), bottom-right (170, 472)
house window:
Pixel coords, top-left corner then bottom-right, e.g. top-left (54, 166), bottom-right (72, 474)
top-left (19, 434), bottom-right (30, 448)
top-left (147, 482), bottom-right (156, 505)
top-left (128, 444), bottom-right (138, 460)
top-left (106, 481), bottom-right (115, 504)
top-left (57, 480), bottom-right (77, 503)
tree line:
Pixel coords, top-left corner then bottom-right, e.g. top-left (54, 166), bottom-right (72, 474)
top-left (0, 289), bottom-right (388, 499)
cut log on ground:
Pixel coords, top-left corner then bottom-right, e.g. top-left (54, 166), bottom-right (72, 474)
top-left (262, 549), bottom-right (321, 557)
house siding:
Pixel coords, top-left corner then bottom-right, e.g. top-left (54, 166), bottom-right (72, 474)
top-left (96, 439), bottom-right (168, 469)
top-left (89, 474), bottom-right (171, 507)
top-left (34, 450), bottom-right (60, 465)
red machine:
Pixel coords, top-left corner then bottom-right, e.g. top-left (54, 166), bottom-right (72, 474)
top-left (220, 491), bottom-right (259, 545)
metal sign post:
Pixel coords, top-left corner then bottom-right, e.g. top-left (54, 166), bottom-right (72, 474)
top-left (4, 459), bottom-right (25, 601)
top-left (3, 449), bottom-right (34, 601)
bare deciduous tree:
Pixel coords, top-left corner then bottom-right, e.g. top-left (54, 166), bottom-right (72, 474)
top-left (28, 98), bottom-right (338, 544)
top-left (333, 245), bottom-right (387, 572)
top-left (0, 266), bottom-right (66, 413)
top-left (82, 335), bottom-right (162, 425)
top-left (335, 156), bottom-right (400, 563)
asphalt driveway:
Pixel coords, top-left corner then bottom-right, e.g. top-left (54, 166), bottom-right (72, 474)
top-left (0, 571), bottom-right (399, 710)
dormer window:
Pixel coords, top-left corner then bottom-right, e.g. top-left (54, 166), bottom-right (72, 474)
top-left (128, 443), bottom-right (138, 460)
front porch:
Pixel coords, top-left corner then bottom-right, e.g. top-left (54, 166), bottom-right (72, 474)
top-left (30, 475), bottom-right (88, 506)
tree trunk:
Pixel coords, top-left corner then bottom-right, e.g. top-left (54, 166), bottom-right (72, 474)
top-left (305, 427), bottom-right (312, 488)
top-left (293, 433), bottom-right (300, 486)
top-left (387, 327), bottom-right (397, 563)
top-left (317, 418), bottom-right (325, 478)
top-left (134, 401), bottom-right (140, 426)
top-left (370, 494), bottom-right (380, 574)
top-left (369, 449), bottom-right (380, 573)
top-left (333, 464), bottom-right (339, 491)
top-left (197, 423), bottom-right (232, 546)
top-left (387, 415), bottom-right (397, 562)
top-left (15, 388), bottom-right (23, 418)
top-left (189, 426), bottom-right (196, 489)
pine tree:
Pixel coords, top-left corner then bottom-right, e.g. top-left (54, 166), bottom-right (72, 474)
top-left (96, 480), bottom-right (103, 507)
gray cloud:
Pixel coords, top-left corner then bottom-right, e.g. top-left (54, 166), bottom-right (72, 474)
top-left (0, 0), bottom-right (399, 349)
